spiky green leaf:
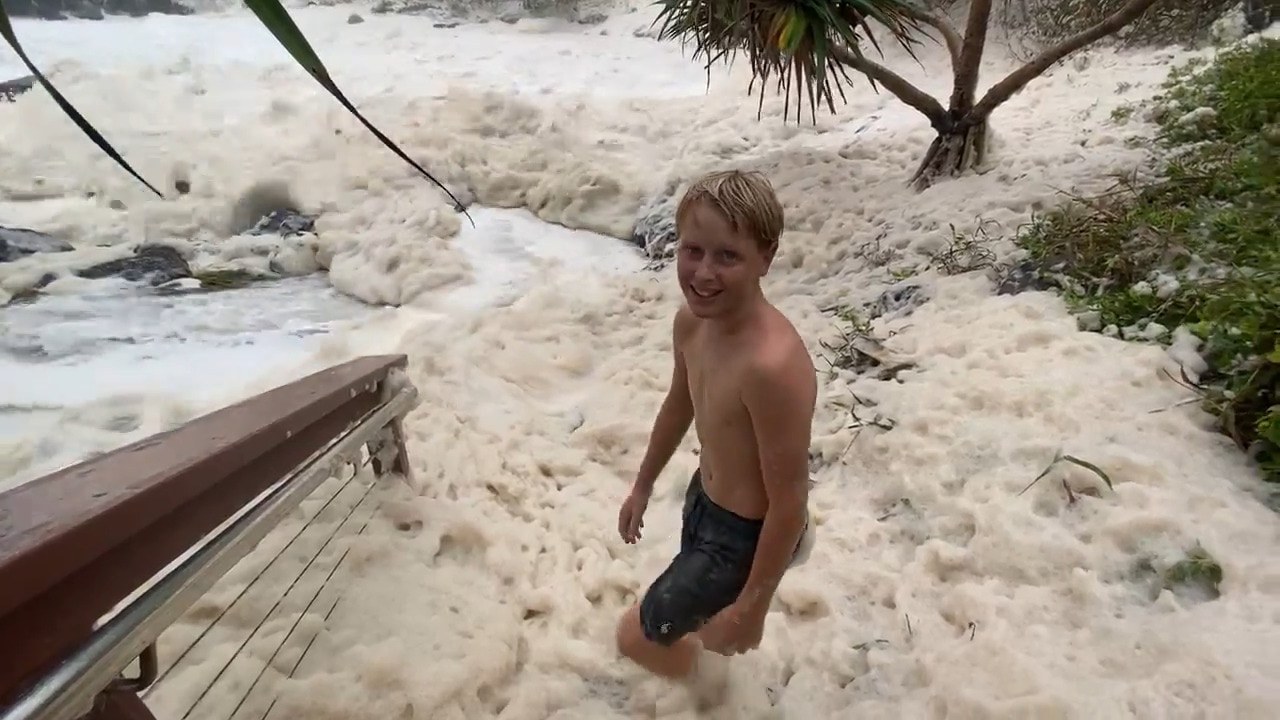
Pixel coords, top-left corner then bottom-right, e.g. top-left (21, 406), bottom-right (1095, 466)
top-left (653, 0), bottom-right (928, 124)
top-left (1061, 454), bottom-right (1114, 491)
top-left (243, 0), bottom-right (470, 222)
top-left (0, 0), bottom-right (164, 197)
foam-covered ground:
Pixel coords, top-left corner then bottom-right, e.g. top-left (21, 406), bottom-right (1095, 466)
top-left (3, 4), bottom-right (1279, 718)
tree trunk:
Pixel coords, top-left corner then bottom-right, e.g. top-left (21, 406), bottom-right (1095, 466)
top-left (1243, 0), bottom-right (1278, 31)
top-left (833, 0), bottom-right (1162, 191)
top-left (910, 116), bottom-right (989, 191)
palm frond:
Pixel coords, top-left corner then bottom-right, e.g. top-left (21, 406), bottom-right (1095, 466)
top-left (243, 0), bottom-right (471, 222)
top-left (0, 0), bottom-right (164, 197)
top-left (654, 0), bottom-right (928, 124)
top-left (2, 0), bottom-right (468, 221)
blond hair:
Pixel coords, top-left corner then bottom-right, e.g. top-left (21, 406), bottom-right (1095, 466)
top-left (674, 170), bottom-right (784, 250)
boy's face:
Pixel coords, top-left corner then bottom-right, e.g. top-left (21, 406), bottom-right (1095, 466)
top-left (674, 201), bottom-right (776, 320)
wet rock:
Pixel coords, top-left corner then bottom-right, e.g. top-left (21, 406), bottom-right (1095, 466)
top-left (238, 209), bottom-right (322, 278)
top-left (996, 259), bottom-right (1056, 296)
top-left (1, 76), bottom-right (37, 103)
top-left (10, 206), bottom-right (321, 298)
top-left (3, 0), bottom-right (66, 18)
top-left (68, 1), bottom-right (105, 19)
top-left (76, 245), bottom-right (191, 286)
top-left (347, 12), bottom-right (365, 23)
top-left (368, 0), bottom-right (611, 24)
top-left (247, 209), bottom-right (317, 238)
top-left (2, 0), bottom-right (194, 19)
top-left (630, 182), bottom-right (681, 266)
top-left (1244, 0), bottom-right (1278, 32)
top-left (0, 226), bottom-right (74, 263)
top-left (371, 0), bottom-right (438, 14)
top-left (227, 180), bottom-right (309, 235)
top-left (867, 283), bottom-right (927, 320)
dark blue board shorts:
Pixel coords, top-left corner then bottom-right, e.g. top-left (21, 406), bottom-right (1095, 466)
top-left (637, 469), bottom-right (807, 646)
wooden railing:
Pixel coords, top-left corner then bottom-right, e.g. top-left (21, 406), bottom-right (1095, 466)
top-left (0, 355), bottom-right (418, 720)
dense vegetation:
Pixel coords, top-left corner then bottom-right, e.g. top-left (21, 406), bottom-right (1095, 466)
top-left (1015, 38), bottom-right (1279, 486)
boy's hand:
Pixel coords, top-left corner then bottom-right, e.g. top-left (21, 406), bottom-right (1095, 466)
top-left (618, 486), bottom-right (650, 544)
top-left (698, 602), bottom-right (765, 656)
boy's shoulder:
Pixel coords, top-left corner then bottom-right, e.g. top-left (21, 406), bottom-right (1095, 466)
top-left (740, 318), bottom-right (816, 423)
top-left (752, 307), bottom-right (815, 378)
top-left (673, 303), bottom-right (698, 341)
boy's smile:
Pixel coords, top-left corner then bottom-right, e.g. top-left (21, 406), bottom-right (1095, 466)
top-left (675, 201), bottom-right (775, 320)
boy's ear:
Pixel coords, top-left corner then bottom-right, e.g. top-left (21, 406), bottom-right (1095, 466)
top-left (762, 241), bottom-right (779, 269)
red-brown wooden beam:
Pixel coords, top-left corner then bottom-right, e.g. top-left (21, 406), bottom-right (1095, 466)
top-left (0, 354), bottom-right (408, 708)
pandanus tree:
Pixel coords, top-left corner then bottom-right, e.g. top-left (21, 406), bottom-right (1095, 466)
top-left (0, 0), bottom-right (470, 216)
top-left (654, 0), bottom-right (1169, 190)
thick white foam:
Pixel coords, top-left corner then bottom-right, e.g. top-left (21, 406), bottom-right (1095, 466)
top-left (3, 5), bottom-right (1278, 718)
top-left (0, 203), bottom-right (645, 489)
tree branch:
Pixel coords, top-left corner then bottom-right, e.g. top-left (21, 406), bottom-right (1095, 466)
top-left (949, 0), bottom-right (993, 114)
top-left (969, 0), bottom-right (1165, 121)
top-left (902, 5), bottom-right (962, 69)
top-left (832, 45), bottom-right (949, 130)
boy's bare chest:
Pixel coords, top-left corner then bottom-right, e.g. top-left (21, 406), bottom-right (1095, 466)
top-left (683, 345), bottom-right (750, 430)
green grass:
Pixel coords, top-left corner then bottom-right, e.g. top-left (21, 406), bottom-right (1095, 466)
top-left (1015, 38), bottom-right (1280, 483)
top-left (1132, 541), bottom-right (1224, 602)
top-left (193, 269), bottom-right (274, 290)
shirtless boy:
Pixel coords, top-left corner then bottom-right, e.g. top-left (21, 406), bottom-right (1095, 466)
top-left (614, 170), bottom-right (817, 680)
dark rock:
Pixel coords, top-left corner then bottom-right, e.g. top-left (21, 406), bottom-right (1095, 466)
top-left (76, 245), bottom-right (191, 286)
top-left (867, 283), bottom-right (927, 320)
top-left (347, 12), bottom-right (365, 24)
top-left (630, 182), bottom-right (681, 266)
top-left (364, 0), bottom-right (615, 24)
top-left (8, 0), bottom-right (67, 18)
top-left (1, 0), bottom-right (194, 20)
top-left (434, 21), bottom-right (459, 28)
top-left (996, 259), bottom-right (1056, 296)
top-left (0, 225), bottom-right (74, 263)
top-left (1244, 0), bottom-right (1277, 32)
top-left (371, 0), bottom-right (437, 14)
top-left (1, 76), bottom-right (37, 103)
top-left (10, 206), bottom-right (315, 296)
top-left (247, 209), bottom-right (316, 238)
top-left (68, 1), bottom-right (105, 19)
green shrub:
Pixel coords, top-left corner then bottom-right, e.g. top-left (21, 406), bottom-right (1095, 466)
top-left (1016, 38), bottom-right (1280, 482)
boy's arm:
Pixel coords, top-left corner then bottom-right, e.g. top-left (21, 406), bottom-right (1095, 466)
top-left (632, 307), bottom-right (696, 495)
top-left (735, 351), bottom-right (814, 616)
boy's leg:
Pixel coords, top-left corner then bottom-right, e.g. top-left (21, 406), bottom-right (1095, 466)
top-left (615, 603), bottom-right (702, 678)
top-left (615, 542), bottom-right (725, 679)
top-left (616, 537), bottom-right (750, 677)
top-left (615, 603), bottom-right (732, 711)
top-left (617, 470), bottom-right (758, 677)
top-left (615, 470), bottom-right (709, 678)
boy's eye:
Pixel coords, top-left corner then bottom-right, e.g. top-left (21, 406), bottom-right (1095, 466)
top-left (719, 250), bottom-right (738, 261)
